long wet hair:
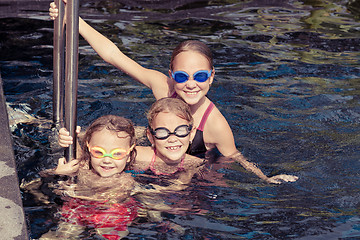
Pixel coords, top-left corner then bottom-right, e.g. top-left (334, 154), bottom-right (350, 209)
top-left (80, 115), bottom-right (137, 170)
top-left (147, 97), bottom-right (193, 129)
top-left (170, 40), bottom-right (213, 71)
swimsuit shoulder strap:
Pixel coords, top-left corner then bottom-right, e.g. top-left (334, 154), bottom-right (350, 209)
top-left (197, 102), bottom-right (215, 131)
top-left (170, 91), bottom-right (178, 98)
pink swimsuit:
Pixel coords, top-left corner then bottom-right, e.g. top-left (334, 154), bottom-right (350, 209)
top-left (61, 197), bottom-right (140, 239)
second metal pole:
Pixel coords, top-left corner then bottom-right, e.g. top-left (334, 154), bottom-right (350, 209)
top-left (53, 0), bottom-right (65, 127)
top-left (64, 0), bottom-right (79, 161)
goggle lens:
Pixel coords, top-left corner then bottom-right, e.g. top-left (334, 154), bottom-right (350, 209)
top-left (173, 72), bottom-right (188, 83)
top-left (172, 70), bottom-right (212, 83)
top-left (150, 124), bottom-right (192, 140)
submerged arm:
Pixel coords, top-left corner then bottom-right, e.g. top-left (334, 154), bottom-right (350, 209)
top-left (209, 109), bottom-right (298, 184)
top-left (226, 146), bottom-right (299, 184)
top-left (226, 150), bottom-right (298, 184)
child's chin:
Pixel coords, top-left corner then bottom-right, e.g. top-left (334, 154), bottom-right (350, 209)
top-left (165, 153), bottom-right (186, 163)
top-left (101, 174), bottom-right (117, 178)
top-left (98, 171), bottom-right (118, 178)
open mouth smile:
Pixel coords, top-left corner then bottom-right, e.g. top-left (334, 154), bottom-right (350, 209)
top-left (166, 145), bottom-right (182, 151)
top-left (184, 90), bottom-right (199, 96)
top-left (101, 166), bottom-right (115, 171)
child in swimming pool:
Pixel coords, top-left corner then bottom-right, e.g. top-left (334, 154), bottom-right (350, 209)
top-left (58, 98), bottom-right (205, 188)
top-left (135, 97), bottom-right (206, 187)
top-left (49, 2), bottom-right (297, 184)
top-left (131, 98), bottom-right (207, 226)
top-left (53, 98), bottom-right (206, 231)
top-left (40, 115), bottom-right (140, 240)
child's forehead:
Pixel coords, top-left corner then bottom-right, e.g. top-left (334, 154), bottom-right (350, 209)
top-left (154, 111), bottom-right (182, 119)
top-left (152, 111), bottom-right (189, 125)
top-left (91, 128), bottom-right (131, 141)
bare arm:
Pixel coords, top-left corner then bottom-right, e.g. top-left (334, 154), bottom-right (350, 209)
top-left (49, 1), bottom-right (170, 99)
top-left (206, 109), bottom-right (298, 184)
top-left (58, 127), bottom-right (82, 159)
top-left (40, 157), bottom-right (80, 177)
top-left (78, 18), bottom-right (168, 90)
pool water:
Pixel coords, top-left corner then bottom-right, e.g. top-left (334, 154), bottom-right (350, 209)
top-left (1, 0), bottom-right (360, 239)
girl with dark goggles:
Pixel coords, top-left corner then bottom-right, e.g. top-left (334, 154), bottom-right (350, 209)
top-left (150, 124), bottom-right (193, 140)
top-left (171, 70), bottom-right (212, 83)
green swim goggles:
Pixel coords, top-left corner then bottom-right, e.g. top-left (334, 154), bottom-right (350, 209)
top-left (87, 144), bottom-right (135, 160)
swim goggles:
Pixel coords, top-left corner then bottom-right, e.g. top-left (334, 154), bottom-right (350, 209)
top-left (150, 124), bottom-right (192, 140)
top-left (171, 70), bottom-right (212, 83)
top-left (87, 144), bottom-right (134, 160)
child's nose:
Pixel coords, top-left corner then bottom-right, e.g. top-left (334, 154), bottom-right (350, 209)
top-left (167, 135), bottom-right (178, 142)
top-left (185, 78), bottom-right (197, 88)
top-left (102, 157), bottom-right (112, 163)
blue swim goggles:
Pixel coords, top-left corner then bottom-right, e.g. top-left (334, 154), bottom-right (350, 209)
top-left (171, 70), bottom-right (212, 83)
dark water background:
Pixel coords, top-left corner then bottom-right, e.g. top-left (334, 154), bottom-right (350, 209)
top-left (1, 0), bottom-right (360, 239)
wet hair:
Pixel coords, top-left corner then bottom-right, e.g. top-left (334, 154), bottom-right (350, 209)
top-left (147, 97), bottom-right (193, 129)
top-left (170, 40), bottom-right (213, 71)
top-left (80, 115), bottom-right (136, 170)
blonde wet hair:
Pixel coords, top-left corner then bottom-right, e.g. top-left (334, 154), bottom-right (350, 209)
top-left (147, 97), bottom-right (193, 129)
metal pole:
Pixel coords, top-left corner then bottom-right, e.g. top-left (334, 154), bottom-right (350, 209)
top-left (53, 0), bottom-right (65, 127)
top-left (64, 0), bottom-right (79, 161)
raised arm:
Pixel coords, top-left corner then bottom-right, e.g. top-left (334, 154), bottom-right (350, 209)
top-left (78, 18), bottom-right (168, 91)
top-left (49, 1), bottom-right (170, 99)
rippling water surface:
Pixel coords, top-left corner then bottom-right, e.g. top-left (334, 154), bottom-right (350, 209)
top-left (1, 0), bottom-right (360, 239)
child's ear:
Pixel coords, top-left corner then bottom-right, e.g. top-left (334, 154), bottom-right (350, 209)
top-left (146, 128), bottom-right (155, 146)
top-left (209, 67), bottom-right (215, 86)
top-left (190, 125), bottom-right (195, 134)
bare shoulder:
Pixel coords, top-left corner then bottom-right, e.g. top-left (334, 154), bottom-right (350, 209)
top-left (147, 72), bottom-right (173, 99)
top-left (133, 146), bottom-right (153, 171)
top-left (119, 172), bottom-right (135, 185)
top-left (183, 154), bottom-right (206, 169)
top-left (203, 103), bottom-right (238, 156)
top-left (204, 103), bottom-right (233, 140)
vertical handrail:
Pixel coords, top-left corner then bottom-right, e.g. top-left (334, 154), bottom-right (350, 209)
top-left (64, 0), bottom-right (79, 161)
top-left (53, 0), bottom-right (65, 127)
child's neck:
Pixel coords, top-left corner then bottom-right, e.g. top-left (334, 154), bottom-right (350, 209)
top-left (156, 153), bottom-right (184, 166)
top-left (189, 96), bottom-right (208, 116)
top-left (151, 153), bottom-right (185, 176)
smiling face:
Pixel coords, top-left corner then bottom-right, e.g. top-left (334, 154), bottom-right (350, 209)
top-left (170, 51), bottom-right (214, 106)
top-left (148, 111), bottom-right (192, 165)
top-left (88, 128), bottom-right (132, 178)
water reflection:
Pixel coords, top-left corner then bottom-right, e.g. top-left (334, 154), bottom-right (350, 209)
top-left (1, 0), bottom-right (360, 239)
